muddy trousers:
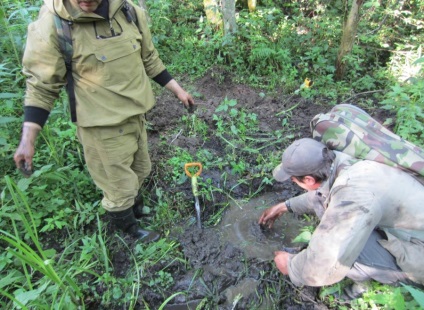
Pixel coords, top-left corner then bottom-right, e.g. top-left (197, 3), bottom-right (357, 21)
top-left (346, 230), bottom-right (412, 285)
top-left (77, 115), bottom-right (151, 212)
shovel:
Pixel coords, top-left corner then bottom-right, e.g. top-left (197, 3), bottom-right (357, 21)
top-left (184, 162), bottom-right (203, 229)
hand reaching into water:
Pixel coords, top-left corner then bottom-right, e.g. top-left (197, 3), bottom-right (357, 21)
top-left (258, 202), bottom-right (289, 229)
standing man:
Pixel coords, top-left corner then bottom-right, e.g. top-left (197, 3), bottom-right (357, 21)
top-left (14, 0), bottom-right (195, 242)
top-left (259, 138), bottom-right (424, 297)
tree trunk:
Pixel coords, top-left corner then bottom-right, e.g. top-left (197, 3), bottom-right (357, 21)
top-left (248, 0), bottom-right (257, 12)
top-left (335, 0), bottom-right (364, 81)
top-left (222, 0), bottom-right (237, 35)
top-left (204, 0), bottom-right (222, 28)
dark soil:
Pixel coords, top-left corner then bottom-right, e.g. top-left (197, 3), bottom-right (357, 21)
top-left (103, 72), bottom-right (393, 310)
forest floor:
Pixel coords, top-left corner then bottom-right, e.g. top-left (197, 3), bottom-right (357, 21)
top-left (98, 71), bottom-right (391, 310)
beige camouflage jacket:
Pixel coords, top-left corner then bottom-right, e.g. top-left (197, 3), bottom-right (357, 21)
top-left (23, 0), bottom-right (166, 126)
top-left (288, 152), bottom-right (424, 286)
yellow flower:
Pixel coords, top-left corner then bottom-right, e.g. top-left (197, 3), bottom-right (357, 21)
top-left (304, 78), bottom-right (313, 88)
top-left (295, 78), bottom-right (314, 94)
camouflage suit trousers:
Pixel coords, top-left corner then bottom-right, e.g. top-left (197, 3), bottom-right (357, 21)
top-left (77, 114), bottom-right (151, 212)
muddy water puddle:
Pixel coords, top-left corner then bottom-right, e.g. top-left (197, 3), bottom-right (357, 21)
top-left (166, 192), bottom-right (307, 309)
top-left (220, 192), bottom-right (305, 260)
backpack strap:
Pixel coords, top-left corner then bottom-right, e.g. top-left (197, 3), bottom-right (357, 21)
top-left (121, 1), bottom-right (138, 25)
top-left (53, 2), bottom-right (138, 123)
top-left (54, 15), bottom-right (77, 122)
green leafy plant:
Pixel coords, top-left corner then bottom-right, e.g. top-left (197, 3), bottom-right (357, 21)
top-left (164, 148), bottom-right (193, 185)
top-left (1, 176), bottom-right (84, 308)
top-left (350, 282), bottom-right (424, 310)
top-left (181, 113), bottom-right (209, 138)
top-left (148, 270), bottom-right (174, 289)
top-left (213, 97), bottom-right (258, 140)
top-left (380, 80), bottom-right (424, 147)
top-left (402, 283), bottom-right (424, 308)
top-left (291, 225), bottom-right (314, 244)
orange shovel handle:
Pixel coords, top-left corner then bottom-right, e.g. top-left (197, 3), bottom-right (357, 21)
top-left (184, 162), bottom-right (203, 178)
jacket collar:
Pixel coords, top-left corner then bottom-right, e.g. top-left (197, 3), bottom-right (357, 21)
top-left (48, 0), bottom-right (125, 22)
top-left (316, 151), bottom-right (357, 201)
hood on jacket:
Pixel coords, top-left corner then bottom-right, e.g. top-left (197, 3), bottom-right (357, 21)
top-left (44, 0), bottom-right (125, 22)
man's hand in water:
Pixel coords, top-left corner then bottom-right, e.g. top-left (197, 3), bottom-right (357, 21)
top-left (258, 202), bottom-right (289, 229)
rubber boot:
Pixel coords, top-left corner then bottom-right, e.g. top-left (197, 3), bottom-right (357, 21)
top-left (133, 193), bottom-right (144, 219)
top-left (343, 281), bottom-right (370, 300)
top-left (108, 208), bottom-right (160, 243)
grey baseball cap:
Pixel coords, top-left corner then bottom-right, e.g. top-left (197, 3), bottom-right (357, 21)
top-left (273, 138), bottom-right (327, 182)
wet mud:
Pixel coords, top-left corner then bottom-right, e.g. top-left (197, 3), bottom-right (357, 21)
top-left (163, 193), bottom-right (310, 309)
top-left (221, 192), bottom-right (305, 260)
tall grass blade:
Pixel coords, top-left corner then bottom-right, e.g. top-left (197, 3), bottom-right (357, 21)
top-left (2, 176), bottom-right (84, 307)
top-left (402, 284), bottom-right (424, 307)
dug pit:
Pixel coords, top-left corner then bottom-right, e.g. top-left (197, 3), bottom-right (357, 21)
top-left (165, 192), bottom-right (310, 309)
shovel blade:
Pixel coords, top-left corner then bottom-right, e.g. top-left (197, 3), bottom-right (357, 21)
top-left (194, 197), bottom-right (201, 229)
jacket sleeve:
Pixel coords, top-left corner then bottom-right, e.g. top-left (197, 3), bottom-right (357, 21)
top-left (133, 5), bottom-right (167, 79)
top-left (287, 183), bottom-right (381, 287)
top-left (290, 190), bottom-right (324, 216)
top-left (22, 9), bottom-right (67, 114)
top-left (289, 192), bottom-right (312, 214)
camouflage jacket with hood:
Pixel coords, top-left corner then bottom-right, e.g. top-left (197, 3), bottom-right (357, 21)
top-left (287, 151), bottom-right (424, 287)
top-left (22, 0), bottom-right (167, 127)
